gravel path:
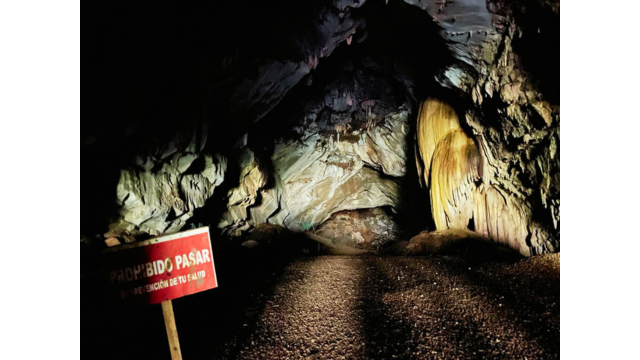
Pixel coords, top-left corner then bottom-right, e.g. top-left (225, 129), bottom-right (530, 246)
top-left (210, 254), bottom-right (559, 360)
top-left (83, 254), bottom-right (559, 359)
top-left (235, 257), bottom-right (368, 359)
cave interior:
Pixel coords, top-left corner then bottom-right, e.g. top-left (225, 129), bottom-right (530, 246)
top-left (81, 0), bottom-right (560, 358)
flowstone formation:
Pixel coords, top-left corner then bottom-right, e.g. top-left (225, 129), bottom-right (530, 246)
top-left (417, 98), bottom-right (557, 256)
top-left (417, 99), bottom-right (480, 231)
top-left (403, 0), bottom-right (559, 255)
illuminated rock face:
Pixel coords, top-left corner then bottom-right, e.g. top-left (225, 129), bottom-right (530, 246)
top-left (473, 185), bottom-right (537, 256)
top-left (430, 129), bottom-right (480, 230)
top-left (110, 138), bottom-right (227, 236)
top-left (219, 149), bottom-right (270, 236)
top-left (408, 0), bottom-right (560, 256)
top-left (416, 99), bottom-right (480, 231)
top-left (417, 97), bottom-right (558, 256)
top-left (219, 111), bottom-right (409, 237)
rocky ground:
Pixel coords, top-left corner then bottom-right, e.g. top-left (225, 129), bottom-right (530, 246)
top-left (83, 253), bottom-right (559, 359)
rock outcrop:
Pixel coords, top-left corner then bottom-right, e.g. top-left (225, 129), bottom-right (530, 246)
top-left (314, 207), bottom-right (402, 250)
top-left (109, 138), bottom-right (226, 235)
top-left (411, 0), bottom-right (560, 255)
top-left (218, 149), bottom-right (270, 236)
top-left (416, 96), bottom-right (557, 256)
top-left (402, 229), bottom-right (520, 262)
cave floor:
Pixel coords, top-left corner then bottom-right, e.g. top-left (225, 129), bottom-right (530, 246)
top-left (83, 254), bottom-right (559, 360)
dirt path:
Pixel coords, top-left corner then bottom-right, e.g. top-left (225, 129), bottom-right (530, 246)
top-left (233, 257), bottom-right (369, 359)
top-left (207, 254), bottom-right (559, 360)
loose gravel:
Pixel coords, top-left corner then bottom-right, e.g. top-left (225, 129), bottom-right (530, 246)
top-left (209, 254), bottom-right (560, 359)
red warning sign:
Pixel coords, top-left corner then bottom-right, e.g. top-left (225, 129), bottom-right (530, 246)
top-left (102, 227), bottom-right (217, 305)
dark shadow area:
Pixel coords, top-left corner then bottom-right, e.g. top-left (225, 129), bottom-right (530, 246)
top-left (359, 255), bottom-right (559, 358)
top-left (508, 0), bottom-right (560, 105)
top-left (81, 242), bottom-right (315, 359)
top-left (395, 110), bottom-right (434, 235)
top-left (80, 142), bottom-right (128, 236)
top-left (427, 255), bottom-right (560, 356)
top-left (357, 256), bottom-right (421, 359)
top-left (357, 257), bottom-right (504, 358)
top-left (173, 247), bottom-right (301, 360)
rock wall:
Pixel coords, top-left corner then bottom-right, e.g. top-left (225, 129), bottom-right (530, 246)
top-left (216, 22), bottom-right (426, 241)
top-left (413, 0), bottom-right (560, 255)
top-left (219, 110), bottom-right (410, 236)
top-left (464, 1), bottom-right (559, 255)
top-left (416, 96), bottom-right (558, 256)
top-left (109, 136), bottom-right (226, 236)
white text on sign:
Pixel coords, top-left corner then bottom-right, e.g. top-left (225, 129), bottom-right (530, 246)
top-left (109, 249), bottom-right (211, 284)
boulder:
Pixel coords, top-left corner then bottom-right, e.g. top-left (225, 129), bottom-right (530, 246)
top-left (314, 207), bottom-right (402, 250)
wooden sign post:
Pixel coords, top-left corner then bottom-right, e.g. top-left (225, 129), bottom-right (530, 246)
top-left (103, 227), bottom-right (218, 359)
top-left (162, 300), bottom-right (182, 360)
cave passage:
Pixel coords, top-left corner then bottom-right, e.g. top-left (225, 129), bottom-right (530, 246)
top-left (81, 1), bottom-right (559, 359)
top-left (82, 0), bottom-right (559, 255)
